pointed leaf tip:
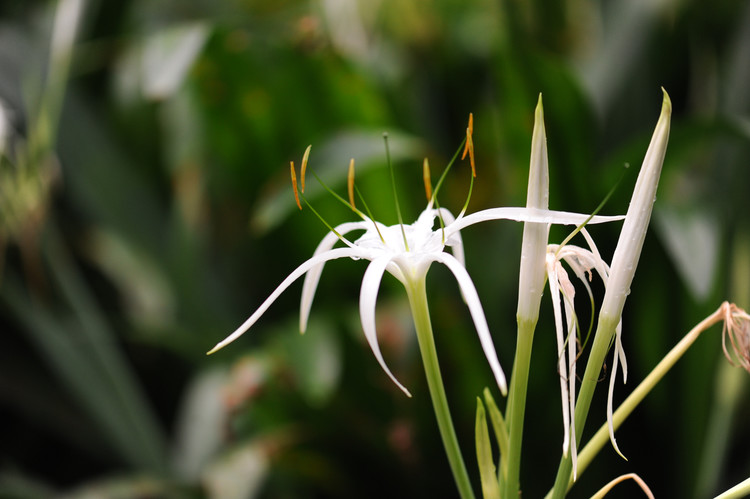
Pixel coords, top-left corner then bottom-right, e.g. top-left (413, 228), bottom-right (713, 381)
top-left (660, 88), bottom-right (672, 116)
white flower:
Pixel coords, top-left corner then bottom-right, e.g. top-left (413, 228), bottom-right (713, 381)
top-left (545, 228), bottom-right (625, 478)
top-left (208, 203), bottom-right (624, 397)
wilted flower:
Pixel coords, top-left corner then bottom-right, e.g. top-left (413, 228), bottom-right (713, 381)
top-left (546, 228), bottom-right (625, 477)
top-left (722, 303), bottom-right (750, 372)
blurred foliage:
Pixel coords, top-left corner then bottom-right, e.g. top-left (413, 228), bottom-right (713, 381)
top-left (1, 0), bottom-right (749, 498)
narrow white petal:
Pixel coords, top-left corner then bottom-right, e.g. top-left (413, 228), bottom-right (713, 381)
top-left (616, 323), bottom-right (628, 383)
top-left (563, 292), bottom-right (579, 479)
top-left (547, 257), bottom-right (571, 457)
top-left (360, 257), bottom-right (412, 397)
top-left (446, 207), bottom-right (624, 237)
top-left (580, 228), bottom-right (613, 287)
top-left (208, 247), bottom-right (365, 354)
top-left (607, 331), bottom-right (627, 459)
top-left (432, 253), bottom-right (507, 395)
top-left (300, 221), bottom-right (370, 332)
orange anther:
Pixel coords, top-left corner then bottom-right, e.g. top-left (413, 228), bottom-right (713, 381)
top-left (290, 161), bottom-right (302, 210)
top-left (300, 145), bottom-right (311, 193)
top-left (461, 113), bottom-right (476, 177)
top-left (423, 158), bottom-right (433, 201)
top-left (348, 158), bottom-right (356, 209)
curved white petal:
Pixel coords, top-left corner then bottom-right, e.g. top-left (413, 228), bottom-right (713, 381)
top-left (546, 257), bottom-right (571, 458)
top-left (208, 247), bottom-right (365, 354)
top-left (446, 207), bottom-right (625, 237)
top-left (432, 252), bottom-right (507, 395)
top-left (300, 221), bottom-right (370, 332)
top-left (562, 285), bottom-right (579, 479)
top-left (616, 323), bottom-right (627, 383)
top-left (360, 256), bottom-right (412, 397)
top-left (607, 324), bottom-right (627, 459)
top-left (580, 228), bottom-right (613, 287)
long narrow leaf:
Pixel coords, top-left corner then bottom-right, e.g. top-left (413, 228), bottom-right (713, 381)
top-left (476, 398), bottom-right (501, 499)
top-left (483, 388), bottom-right (509, 481)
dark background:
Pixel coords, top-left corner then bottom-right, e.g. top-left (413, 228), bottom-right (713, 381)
top-left (1, 0), bottom-right (749, 497)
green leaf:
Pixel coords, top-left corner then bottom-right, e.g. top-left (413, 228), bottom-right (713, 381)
top-left (483, 388), bottom-right (509, 481)
top-left (476, 397), bottom-right (501, 499)
top-left (1, 227), bottom-right (167, 473)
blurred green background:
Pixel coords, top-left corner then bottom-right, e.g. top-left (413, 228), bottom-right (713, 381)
top-left (1, 0), bottom-right (749, 497)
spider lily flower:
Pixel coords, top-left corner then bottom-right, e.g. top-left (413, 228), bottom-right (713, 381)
top-left (545, 228), bottom-right (625, 478)
top-left (208, 201), bottom-right (623, 398)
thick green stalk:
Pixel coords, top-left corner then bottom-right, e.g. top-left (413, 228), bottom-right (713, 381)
top-left (549, 314), bottom-right (619, 498)
top-left (406, 277), bottom-right (475, 499)
top-left (503, 318), bottom-right (537, 499)
top-left (715, 477), bottom-right (750, 499)
top-left (556, 307), bottom-right (726, 492)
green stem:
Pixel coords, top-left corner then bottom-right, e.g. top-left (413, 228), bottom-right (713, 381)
top-left (549, 314), bottom-right (620, 499)
top-left (566, 306), bottom-right (725, 490)
top-left (715, 477), bottom-right (750, 499)
top-left (503, 318), bottom-right (536, 499)
top-left (406, 277), bottom-right (475, 499)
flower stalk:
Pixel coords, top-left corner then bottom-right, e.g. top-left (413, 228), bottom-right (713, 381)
top-left (563, 303), bottom-right (731, 491)
top-left (406, 276), bottom-right (475, 499)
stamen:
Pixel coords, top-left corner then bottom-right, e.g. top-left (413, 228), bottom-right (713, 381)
top-left (301, 145), bottom-right (311, 193)
top-left (461, 113), bottom-right (476, 177)
top-left (348, 158), bottom-right (356, 209)
top-left (555, 166), bottom-right (629, 259)
top-left (432, 135), bottom-right (467, 203)
top-left (290, 161), bottom-right (302, 210)
top-left (458, 173), bottom-right (474, 218)
top-left (353, 184), bottom-right (386, 244)
top-left (289, 149), bottom-right (358, 249)
top-left (423, 158), bottom-right (433, 202)
top-left (430, 125), bottom-right (473, 243)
